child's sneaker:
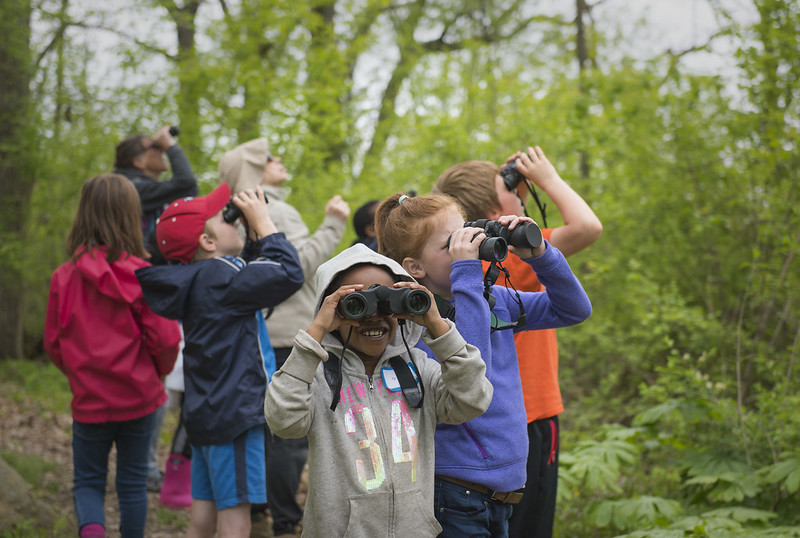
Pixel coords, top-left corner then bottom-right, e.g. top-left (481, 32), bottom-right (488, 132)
top-left (79, 523), bottom-right (105, 537)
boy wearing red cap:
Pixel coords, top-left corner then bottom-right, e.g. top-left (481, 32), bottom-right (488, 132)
top-left (136, 184), bottom-right (303, 538)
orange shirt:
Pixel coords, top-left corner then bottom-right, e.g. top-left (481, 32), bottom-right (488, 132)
top-left (483, 229), bottom-right (562, 423)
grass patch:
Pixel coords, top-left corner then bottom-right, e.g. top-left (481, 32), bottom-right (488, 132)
top-left (153, 505), bottom-right (190, 530)
top-left (1, 451), bottom-right (59, 490)
top-left (0, 359), bottom-right (71, 413)
top-left (0, 515), bottom-right (72, 538)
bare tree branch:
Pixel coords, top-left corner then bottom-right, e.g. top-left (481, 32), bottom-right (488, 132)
top-left (218, 0), bottom-right (229, 17)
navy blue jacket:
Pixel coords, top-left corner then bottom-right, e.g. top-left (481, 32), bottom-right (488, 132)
top-left (115, 145), bottom-right (199, 248)
top-left (136, 234), bottom-right (303, 446)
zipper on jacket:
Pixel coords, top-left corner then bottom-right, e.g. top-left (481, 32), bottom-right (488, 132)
top-left (367, 376), bottom-right (374, 391)
top-left (462, 422), bottom-right (490, 459)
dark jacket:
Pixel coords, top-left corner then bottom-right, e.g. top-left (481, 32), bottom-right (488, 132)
top-left (135, 234), bottom-right (303, 446)
top-left (114, 145), bottom-right (199, 248)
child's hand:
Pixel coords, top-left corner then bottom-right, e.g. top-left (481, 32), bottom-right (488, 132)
top-left (307, 284), bottom-right (365, 343)
top-left (496, 214), bottom-right (546, 258)
top-left (512, 146), bottom-right (561, 188)
top-left (234, 187), bottom-right (278, 240)
top-left (448, 226), bottom-right (486, 261)
top-left (392, 282), bottom-right (450, 338)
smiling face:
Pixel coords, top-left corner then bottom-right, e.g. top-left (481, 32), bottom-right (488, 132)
top-left (334, 264), bottom-right (399, 366)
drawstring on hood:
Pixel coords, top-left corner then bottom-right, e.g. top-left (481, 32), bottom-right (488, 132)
top-left (316, 244), bottom-right (426, 410)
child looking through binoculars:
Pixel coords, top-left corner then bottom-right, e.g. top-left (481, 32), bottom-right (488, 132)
top-left (264, 244), bottom-right (493, 537)
top-left (374, 192), bottom-right (592, 537)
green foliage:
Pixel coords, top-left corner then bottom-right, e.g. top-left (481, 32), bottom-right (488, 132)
top-left (0, 451), bottom-right (58, 492)
top-left (0, 516), bottom-right (71, 538)
top-left (153, 505), bottom-right (190, 530)
top-left (5, 0), bottom-right (800, 535)
top-left (0, 359), bottom-right (71, 412)
top-left (587, 496), bottom-right (682, 532)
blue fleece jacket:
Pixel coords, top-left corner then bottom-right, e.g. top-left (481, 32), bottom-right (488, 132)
top-left (421, 240), bottom-right (591, 492)
top-left (135, 234), bottom-right (303, 446)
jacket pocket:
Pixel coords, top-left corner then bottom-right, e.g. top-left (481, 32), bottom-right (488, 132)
top-left (343, 489), bottom-right (441, 538)
top-left (462, 422), bottom-right (490, 459)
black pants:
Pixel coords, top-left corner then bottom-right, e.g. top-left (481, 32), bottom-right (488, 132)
top-left (508, 416), bottom-right (559, 538)
top-left (170, 392), bottom-right (192, 458)
top-left (254, 347), bottom-right (309, 535)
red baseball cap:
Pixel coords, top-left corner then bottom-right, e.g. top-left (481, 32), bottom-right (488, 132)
top-left (156, 183), bottom-right (231, 264)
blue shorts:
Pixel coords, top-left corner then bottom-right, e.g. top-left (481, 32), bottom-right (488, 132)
top-left (191, 425), bottom-right (267, 510)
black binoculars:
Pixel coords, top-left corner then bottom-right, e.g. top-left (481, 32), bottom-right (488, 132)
top-left (444, 226), bottom-right (508, 263)
top-left (455, 218), bottom-right (543, 262)
top-left (337, 284), bottom-right (431, 320)
top-left (466, 219), bottom-right (543, 250)
top-left (222, 194), bottom-right (269, 224)
top-left (500, 160), bottom-right (525, 191)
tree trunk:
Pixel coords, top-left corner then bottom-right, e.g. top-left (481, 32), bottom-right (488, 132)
top-left (163, 0), bottom-right (202, 164)
top-left (575, 0), bottom-right (590, 180)
top-left (0, 0), bottom-right (34, 359)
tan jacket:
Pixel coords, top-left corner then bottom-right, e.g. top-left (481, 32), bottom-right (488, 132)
top-left (219, 138), bottom-right (346, 347)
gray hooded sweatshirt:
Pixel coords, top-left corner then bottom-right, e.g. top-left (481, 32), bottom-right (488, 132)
top-left (264, 244), bottom-right (493, 538)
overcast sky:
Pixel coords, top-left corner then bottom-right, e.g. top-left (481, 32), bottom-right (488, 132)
top-left (34, 0), bottom-right (759, 133)
top-left (43, 0), bottom-right (758, 80)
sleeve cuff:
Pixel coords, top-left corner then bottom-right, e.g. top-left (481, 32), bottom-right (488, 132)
top-left (420, 319), bottom-right (466, 361)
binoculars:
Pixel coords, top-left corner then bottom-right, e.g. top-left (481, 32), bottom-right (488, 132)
top-left (453, 219), bottom-right (543, 262)
top-left (466, 219), bottom-right (543, 250)
top-left (222, 194), bottom-right (269, 224)
top-left (337, 284), bottom-right (431, 320)
top-left (500, 160), bottom-right (525, 191)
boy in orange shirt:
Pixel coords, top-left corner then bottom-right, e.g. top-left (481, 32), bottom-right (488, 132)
top-left (434, 145), bottom-right (602, 538)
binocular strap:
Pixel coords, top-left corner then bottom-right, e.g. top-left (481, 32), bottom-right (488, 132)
top-left (388, 356), bottom-right (424, 408)
top-left (323, 352), bottom-right (343, 411)
top-left (322, 352), bottom-right (424, 410)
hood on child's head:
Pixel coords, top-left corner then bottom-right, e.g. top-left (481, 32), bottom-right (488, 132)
top-left (314, 244), bottom-right (415, 312)
top-left (314, 244), bottom-right (425, 349)
top-left (218, 138), bottom-right (269, 194)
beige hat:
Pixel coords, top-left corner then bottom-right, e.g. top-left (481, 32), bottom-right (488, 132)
top-left (218, 138), bottom-right (269, 193)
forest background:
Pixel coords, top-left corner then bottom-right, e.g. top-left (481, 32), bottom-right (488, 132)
top-left (0, 0), bottom-right (798, 536)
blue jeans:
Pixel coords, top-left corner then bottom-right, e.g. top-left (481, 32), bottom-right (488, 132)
top-left (72, 411), bottom-right (157, 538)
top-left (434, 477), bottom-right (514, 538)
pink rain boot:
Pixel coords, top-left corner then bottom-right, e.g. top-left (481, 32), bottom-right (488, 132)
top-left (159, 453), bottom-right (192, 508)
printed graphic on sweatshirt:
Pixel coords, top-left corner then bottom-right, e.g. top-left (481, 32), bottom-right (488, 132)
top-left (341, 380), bottom-right (418, 491)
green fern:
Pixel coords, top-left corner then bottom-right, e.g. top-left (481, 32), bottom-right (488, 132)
top-left (587, 495), bottom-right (682, 531)
top-left (761, 455), bottom-right (800, 494)
top-left (558, 425), bottom-right (641, 500)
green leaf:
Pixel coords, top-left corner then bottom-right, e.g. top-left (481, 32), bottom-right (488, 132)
top-left (762, 457), bottom-right (800, 493)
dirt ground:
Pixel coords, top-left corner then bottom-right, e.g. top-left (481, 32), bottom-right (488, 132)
top-left (0, 388), bottom-right (305, 537)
